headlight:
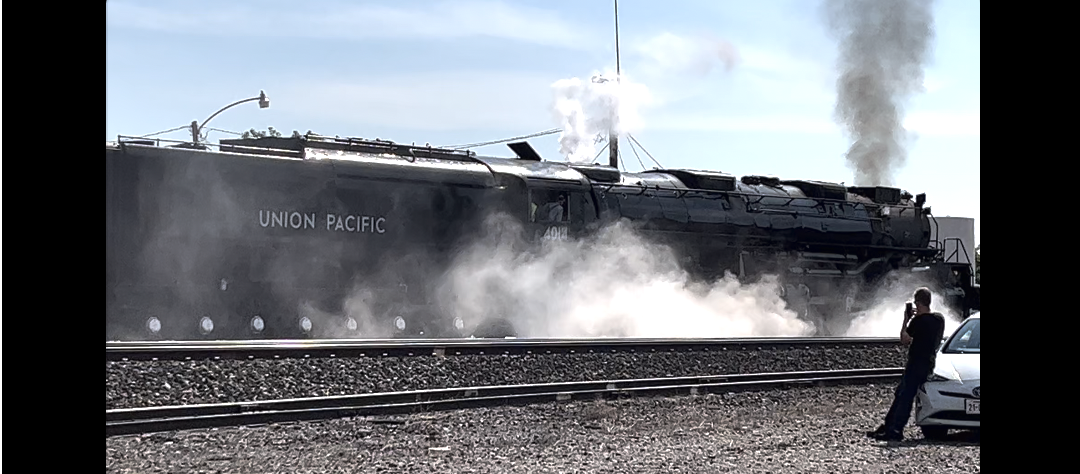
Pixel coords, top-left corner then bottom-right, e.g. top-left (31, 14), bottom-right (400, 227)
top-left (199, 316), bottom-right (215, 334)
top-left (251, 315), bottom-right (265, 332)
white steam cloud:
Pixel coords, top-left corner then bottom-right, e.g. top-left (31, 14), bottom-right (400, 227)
top-left (550, 72), bottom-right (654, 163)
top-left (843, 270), bottom-right (965, 337)
top-left (435, 214), bottom-right (816, 338)
top-left (549, 32), bottom-right (738, 164)
top-left (295, 286), bottom-right (401, 340)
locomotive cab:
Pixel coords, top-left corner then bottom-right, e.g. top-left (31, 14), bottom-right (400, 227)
top-left (526, 183), bottom-right (599, 243)
top-left (466, 177), bottom-right (601, 339)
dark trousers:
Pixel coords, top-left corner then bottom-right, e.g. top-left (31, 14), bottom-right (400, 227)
top-left (883, 366), bottom-right (930, 434)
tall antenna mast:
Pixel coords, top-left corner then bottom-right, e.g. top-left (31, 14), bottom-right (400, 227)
top-left (608, 0), bottom-right (621, 169)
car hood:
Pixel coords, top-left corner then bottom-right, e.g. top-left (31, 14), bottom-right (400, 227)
top-left (933, 352), bottom-right (980, 381)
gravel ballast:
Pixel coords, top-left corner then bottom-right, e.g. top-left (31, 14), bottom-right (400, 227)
top-left (105, 383), bottom-right (980, 473)
top-left (107, 346), bottom-right (908, 410)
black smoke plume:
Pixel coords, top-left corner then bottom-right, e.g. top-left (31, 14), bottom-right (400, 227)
top-left (824, 0), bottom-right (936, 186)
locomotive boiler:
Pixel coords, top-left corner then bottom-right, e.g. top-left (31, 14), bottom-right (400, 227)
top-left (105, 134), bottom-right (979, 340)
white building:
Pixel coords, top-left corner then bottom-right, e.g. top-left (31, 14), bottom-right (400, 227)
top-left (929, 216), bottom-right (977, 267)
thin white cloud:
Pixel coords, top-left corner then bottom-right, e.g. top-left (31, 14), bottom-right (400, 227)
top-left (644, 110), bottom-right (979, 137)
top-left (620, 33), bottom-right (838, 110)
top-left (273, 61), bottom-right (978, 138)
top-left (622, 35), bottom-right (976, 137)
top-left (278, 71), bottom-right (559, 132)
top-left (105, 0), bottom-right (598, 49)
top-left (647, 114), bottom-right (838, 134)
top-left (904, 110), bottom-right (980, 137)
top-left (632, 32), bottom-right (739, 77)
top-left (734, 44), bottom-right (832, 80)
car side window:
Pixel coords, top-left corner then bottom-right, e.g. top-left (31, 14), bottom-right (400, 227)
top-left (945, 320), bottom-right (980, 352)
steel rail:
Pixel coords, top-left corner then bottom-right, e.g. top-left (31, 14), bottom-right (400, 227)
top-left (106, 337), bottom-right (900, 361)
top-left (105, 367), bottom-right (902, 436)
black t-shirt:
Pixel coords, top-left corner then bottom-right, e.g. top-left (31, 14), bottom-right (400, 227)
top-left (905, 312), bottom-right (946, 372)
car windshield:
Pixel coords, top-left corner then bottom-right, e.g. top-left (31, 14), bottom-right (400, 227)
top-left (943, 318), bottom-right (980, 354)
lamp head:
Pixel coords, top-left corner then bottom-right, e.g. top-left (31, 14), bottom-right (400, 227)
top-left (259, 90), bottom-right (270, 108)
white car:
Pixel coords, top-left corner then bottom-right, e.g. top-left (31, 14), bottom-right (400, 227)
top-left (914, 312), bottom-right (980, 439)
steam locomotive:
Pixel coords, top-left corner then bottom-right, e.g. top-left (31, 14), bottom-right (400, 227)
top-left (105, 134), bottom-right (980, 341)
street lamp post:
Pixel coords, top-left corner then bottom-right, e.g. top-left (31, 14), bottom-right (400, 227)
top-left (192, 90), bottom-right (270, 144)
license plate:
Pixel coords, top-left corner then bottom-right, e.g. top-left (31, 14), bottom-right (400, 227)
top-left (965, 399), bottom-right (980, 414)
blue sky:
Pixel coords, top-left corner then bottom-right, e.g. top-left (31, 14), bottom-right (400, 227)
top-left (106, 0), bottom-right (979, 246)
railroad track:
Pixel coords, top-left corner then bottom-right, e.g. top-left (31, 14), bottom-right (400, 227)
top-left (106, 336), bottom-right (900, 361)
top-left (105, 367), bottom-right (903, 437)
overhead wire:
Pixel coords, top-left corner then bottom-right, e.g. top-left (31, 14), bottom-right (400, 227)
top-left (136, 125), bottom-right (190, 138)
top-left (196, 127), bottom-right (240, 143)
top-left (442, 128), bottom-right (562, 150)
top-left (205, 127), bottom-right (242, 136)
top-left (435, 126), bottom-right (666, 171)
top-left (134, 125), bottom-right (242, 144)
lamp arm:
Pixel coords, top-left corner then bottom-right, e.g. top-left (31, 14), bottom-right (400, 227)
top-left (197, 96), bottom-right (261, 134)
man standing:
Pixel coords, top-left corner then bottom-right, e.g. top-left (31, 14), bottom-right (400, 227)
top-left (867, 287), bottom-right (946, 441)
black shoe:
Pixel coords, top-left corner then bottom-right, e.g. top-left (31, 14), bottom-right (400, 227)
top-left (871, 431), bottom-right (903, 442)
top-left (866, 425), bottom-right (887, 437)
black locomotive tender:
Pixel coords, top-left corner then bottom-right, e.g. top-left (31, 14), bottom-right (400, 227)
top-left (106, 134), bottom-right (980, 340)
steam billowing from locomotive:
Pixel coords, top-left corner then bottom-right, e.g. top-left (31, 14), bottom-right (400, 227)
top-left (843, 270), bottom-right (964, 337)
top-left (435, 214), bottom-right (816, 338)
top-left (520, 56), bottom-right (821, 338)
top-left (550, 33), bottom-right (738, 164)
top-left (824, 0), bottom-right (936, 186)
top-left (550, 72), bottom-right (653, 163)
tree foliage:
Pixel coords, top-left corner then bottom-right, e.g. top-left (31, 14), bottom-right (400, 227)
top-left (240, 127), bottom-right (281, 139)
top-left (240, 127), bottom-right (318, 139)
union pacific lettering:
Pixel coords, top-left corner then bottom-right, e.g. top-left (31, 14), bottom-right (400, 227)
top-left (258, 210), bottom-right (386, 234)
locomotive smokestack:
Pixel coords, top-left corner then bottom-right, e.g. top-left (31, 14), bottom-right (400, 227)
top-left (824, 0), bottom-right (936, 186)
top-left (609, 132), bottom-right (619, 168)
